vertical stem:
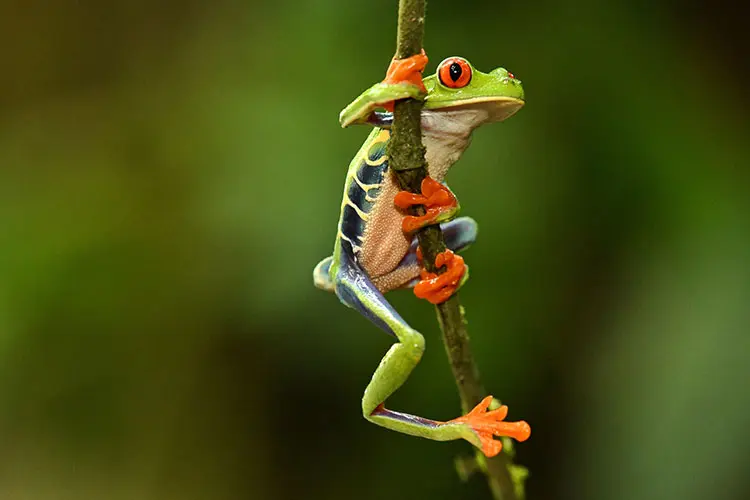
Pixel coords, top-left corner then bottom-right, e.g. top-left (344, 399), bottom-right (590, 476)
top-left (387, 1), bottom-right (523, 499)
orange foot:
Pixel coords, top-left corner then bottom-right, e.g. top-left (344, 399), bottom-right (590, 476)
top-left (448, 396), bottom-right (531, 458)
top-left (413, 248), bottom-right (466, 304)
top-left (380, 50), bottom-right (428, 111)
top-left (393, 176), bottom-right (457, 233)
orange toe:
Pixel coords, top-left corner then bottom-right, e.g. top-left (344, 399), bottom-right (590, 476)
top-left (448, 396), bottom-right (531, 458)
top-left (393, 191), bottom-right (427, 210)
top-left (394, 176), bottom-right (457, 234)
top-left (413, 250), bottom-right (466, 304)
top-left (400, 208), bottom-right (441, 233)
top-left (383, 50), bottom-right (428, 91)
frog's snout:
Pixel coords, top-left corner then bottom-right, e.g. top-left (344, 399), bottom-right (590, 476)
top-left (491, 67), bottom-right (522, 85)
top-left (491, 67), bottom-right (525, 101)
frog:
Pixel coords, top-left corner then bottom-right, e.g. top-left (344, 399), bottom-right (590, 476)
top-left (313, 52), bottom-right (529, 457)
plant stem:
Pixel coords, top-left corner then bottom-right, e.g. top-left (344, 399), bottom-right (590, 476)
top-left (387, 1), bottom-right (522, 499)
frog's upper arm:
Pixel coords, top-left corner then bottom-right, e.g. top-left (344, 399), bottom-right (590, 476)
top-left (339, 52), bottom-right (429, 128)
top-left (339, 82), bottom-right (424, 128)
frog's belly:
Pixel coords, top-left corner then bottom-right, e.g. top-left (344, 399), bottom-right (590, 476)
top-left (358, 174), bottom-right (411, 286)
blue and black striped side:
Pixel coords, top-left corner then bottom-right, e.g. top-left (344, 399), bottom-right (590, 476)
top-left (338, 129), bottom-right (390, 248)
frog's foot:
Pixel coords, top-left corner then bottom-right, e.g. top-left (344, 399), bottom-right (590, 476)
top-left (448, 396), bottom-right (531, 458)
top-left (413, 248), bottom-right (467, 304)
top-left (383, 50), bottom-right (428, 88)
top-left (394, 176), bottom-right (458, 233)
top-left (379, 50), bottom-right (428, 111)
top-left (339, 51), bottom-right (428, 127)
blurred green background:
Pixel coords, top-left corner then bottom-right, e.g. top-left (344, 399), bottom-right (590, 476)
top-left (1, 0), bottom-right (749, 499)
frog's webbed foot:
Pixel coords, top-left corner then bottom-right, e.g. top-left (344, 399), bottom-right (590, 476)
top-left (447, 396), bottom-right (531, 457)
top-left (394, 176), bottom-right (460, 233)
top-left (414, 248), bottom-right (468, 304)
top-left (339, 51), bottom-right (428, 128)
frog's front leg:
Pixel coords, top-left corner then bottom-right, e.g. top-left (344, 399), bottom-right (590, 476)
top-left (339, 51), bottom-right (428, 128)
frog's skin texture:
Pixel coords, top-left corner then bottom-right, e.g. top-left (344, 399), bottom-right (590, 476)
top-left (313, 56), bottom-right (529, 457)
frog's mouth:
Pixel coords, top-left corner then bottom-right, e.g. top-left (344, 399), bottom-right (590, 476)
top-left (435, 96), bottom-right (525, 123)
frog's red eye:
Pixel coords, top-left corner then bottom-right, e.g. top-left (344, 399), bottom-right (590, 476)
top-left (438, 57), bottom-right (472, 89)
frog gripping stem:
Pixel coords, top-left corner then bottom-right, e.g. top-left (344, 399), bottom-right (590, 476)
top-left (378, 51), bottom-right (428, 112)
top-left (384, 51), bottom-right (429, 89)
top-left (414, 248), bottom-right (466, 305)
top-left (394, 176), bottom-right (458, 233)
top-left (353, 0), bottom-right (529, 496)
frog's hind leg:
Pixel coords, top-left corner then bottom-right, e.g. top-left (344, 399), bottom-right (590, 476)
top-left (333, 250), bottom-right (468, 444)
top-left (334, 242), bottom-right (529, 453)
top-left (334, 233), bottom-right (530, 455)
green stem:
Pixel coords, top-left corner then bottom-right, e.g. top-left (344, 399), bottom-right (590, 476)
top-left (387, 1), bottom-right (523, 499)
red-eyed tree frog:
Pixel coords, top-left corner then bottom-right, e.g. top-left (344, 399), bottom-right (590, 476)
top-left (313, 53), bottom-right (529, 457)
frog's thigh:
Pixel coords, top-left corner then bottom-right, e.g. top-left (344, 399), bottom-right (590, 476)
top-left (372, 216), bottom-right (478, 293)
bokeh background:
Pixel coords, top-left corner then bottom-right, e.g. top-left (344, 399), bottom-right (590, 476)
top-left (1, 0), bottom-right (749, 499)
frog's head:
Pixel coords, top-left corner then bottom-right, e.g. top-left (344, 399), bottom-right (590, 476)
top-left (423, 57), bottom-right (524, 125)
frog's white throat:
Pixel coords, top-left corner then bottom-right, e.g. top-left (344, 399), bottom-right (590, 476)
top-left (420, 108), bottom-right (485, 182)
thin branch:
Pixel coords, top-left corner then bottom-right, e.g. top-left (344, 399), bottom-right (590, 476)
top-left (386, 0), bottom-right (524, 498)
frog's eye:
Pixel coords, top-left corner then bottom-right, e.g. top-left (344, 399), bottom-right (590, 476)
top-left (438, 57), bottom-right (472, 89)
